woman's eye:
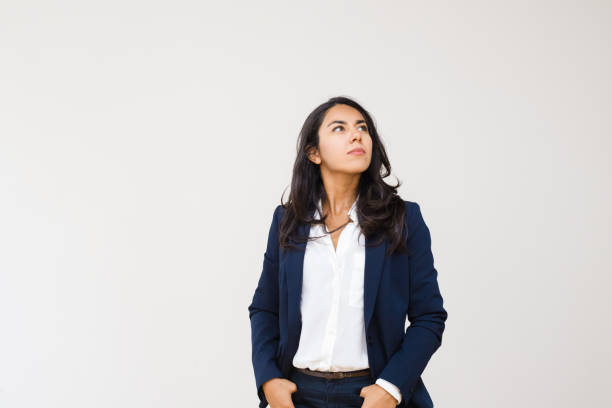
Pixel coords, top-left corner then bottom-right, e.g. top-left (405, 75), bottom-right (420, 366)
top-left (332, 125), bottom-right (368, 132)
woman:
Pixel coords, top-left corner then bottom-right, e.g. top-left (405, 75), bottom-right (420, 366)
top-left (248, 96), bottom-right (448, 408)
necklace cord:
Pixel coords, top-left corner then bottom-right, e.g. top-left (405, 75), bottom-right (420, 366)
top-left (323, 218), bottom-right (352, 234)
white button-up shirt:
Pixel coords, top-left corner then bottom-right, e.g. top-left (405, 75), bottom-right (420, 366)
top-left (291, 195), bottom-right (402, 405)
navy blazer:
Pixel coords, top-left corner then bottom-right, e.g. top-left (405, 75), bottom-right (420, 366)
top-left (248, 200), bottom-right (448, 408)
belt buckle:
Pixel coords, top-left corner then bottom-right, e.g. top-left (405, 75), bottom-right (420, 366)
top-left (336, 371), bottom-right (345, 379)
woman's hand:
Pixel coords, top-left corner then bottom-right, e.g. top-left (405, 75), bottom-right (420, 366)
top-left (360, 384), bottom-right (399, 408)
top-left (262, 378), bottom-right (298, 408)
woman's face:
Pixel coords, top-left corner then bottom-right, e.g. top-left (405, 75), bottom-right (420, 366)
top-left (310, 104), bottom-right (372, 174)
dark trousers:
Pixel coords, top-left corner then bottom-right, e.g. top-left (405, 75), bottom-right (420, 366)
top-left (289, 366), bottom-right (374, 408)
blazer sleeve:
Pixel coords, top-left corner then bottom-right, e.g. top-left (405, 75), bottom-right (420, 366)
top-left (248, 205), bottom-right (284, 407)
top-left (377, 201), bottom-right (448, 400)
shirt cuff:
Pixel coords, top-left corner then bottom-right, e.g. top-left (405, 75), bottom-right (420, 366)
top-left (375, 378), bottom-right (402, 405)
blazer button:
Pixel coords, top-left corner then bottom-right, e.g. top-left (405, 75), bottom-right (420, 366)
top-left (366, 335), bottom-right (373, 344)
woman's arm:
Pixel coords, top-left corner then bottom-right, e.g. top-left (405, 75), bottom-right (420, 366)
top-left (248, 205), bottom-right (284, 407)
top-left (377, 201), bottom-right (449, 400)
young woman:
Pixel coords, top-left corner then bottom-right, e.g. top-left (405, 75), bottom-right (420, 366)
top-left (249, 96), bottom-right (448, 408)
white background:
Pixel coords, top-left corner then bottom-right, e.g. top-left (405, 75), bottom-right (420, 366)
top-left (1, 1), bottom-right (611, 407)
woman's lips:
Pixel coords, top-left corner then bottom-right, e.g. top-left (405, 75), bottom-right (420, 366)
top-left (348, 149), bottom-right (365, 155)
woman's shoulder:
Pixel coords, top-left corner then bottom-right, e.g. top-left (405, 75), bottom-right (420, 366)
top-left (274, 204), bottom-right (285, 217)
top-left (271, 204), bottom-right (287, 224)
top-left (400, 198), bottom-right (428, 230)
top-left (401, 198), bottom-right (420, 215)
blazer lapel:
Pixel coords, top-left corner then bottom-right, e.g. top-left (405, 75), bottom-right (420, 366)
top-left (285, 221), bottom-right (308, 360)
top-left (364, 233), bottom-right (387, 331)
top-left (285, 218), bottom-right (387, 355)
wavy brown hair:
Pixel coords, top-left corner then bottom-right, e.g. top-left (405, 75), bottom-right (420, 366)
top-left (278, 96), bottom-right (410, 257)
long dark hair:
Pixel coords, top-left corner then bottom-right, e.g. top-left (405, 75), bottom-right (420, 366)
top-left (279, 96), bottom-right (409, 256)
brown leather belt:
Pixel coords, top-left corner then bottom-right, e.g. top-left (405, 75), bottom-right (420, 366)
top-left (294, 366), bottom-right (370, 379)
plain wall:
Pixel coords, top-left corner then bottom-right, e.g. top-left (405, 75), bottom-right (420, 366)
top-left (1, 1), bottom-right (610, 407)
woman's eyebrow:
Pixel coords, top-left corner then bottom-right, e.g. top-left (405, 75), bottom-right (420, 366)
top-left (326, 119), bottom-right (366, 127)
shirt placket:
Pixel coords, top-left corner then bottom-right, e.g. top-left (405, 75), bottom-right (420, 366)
top-left (320, 230), bottom-right (346, 370)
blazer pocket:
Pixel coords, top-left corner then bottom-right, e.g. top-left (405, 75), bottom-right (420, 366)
top-left (348, 252), bottom-right (365, 307)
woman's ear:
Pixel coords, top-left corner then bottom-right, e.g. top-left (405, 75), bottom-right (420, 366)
top-left (307, 146), bottom-right (321, 164)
